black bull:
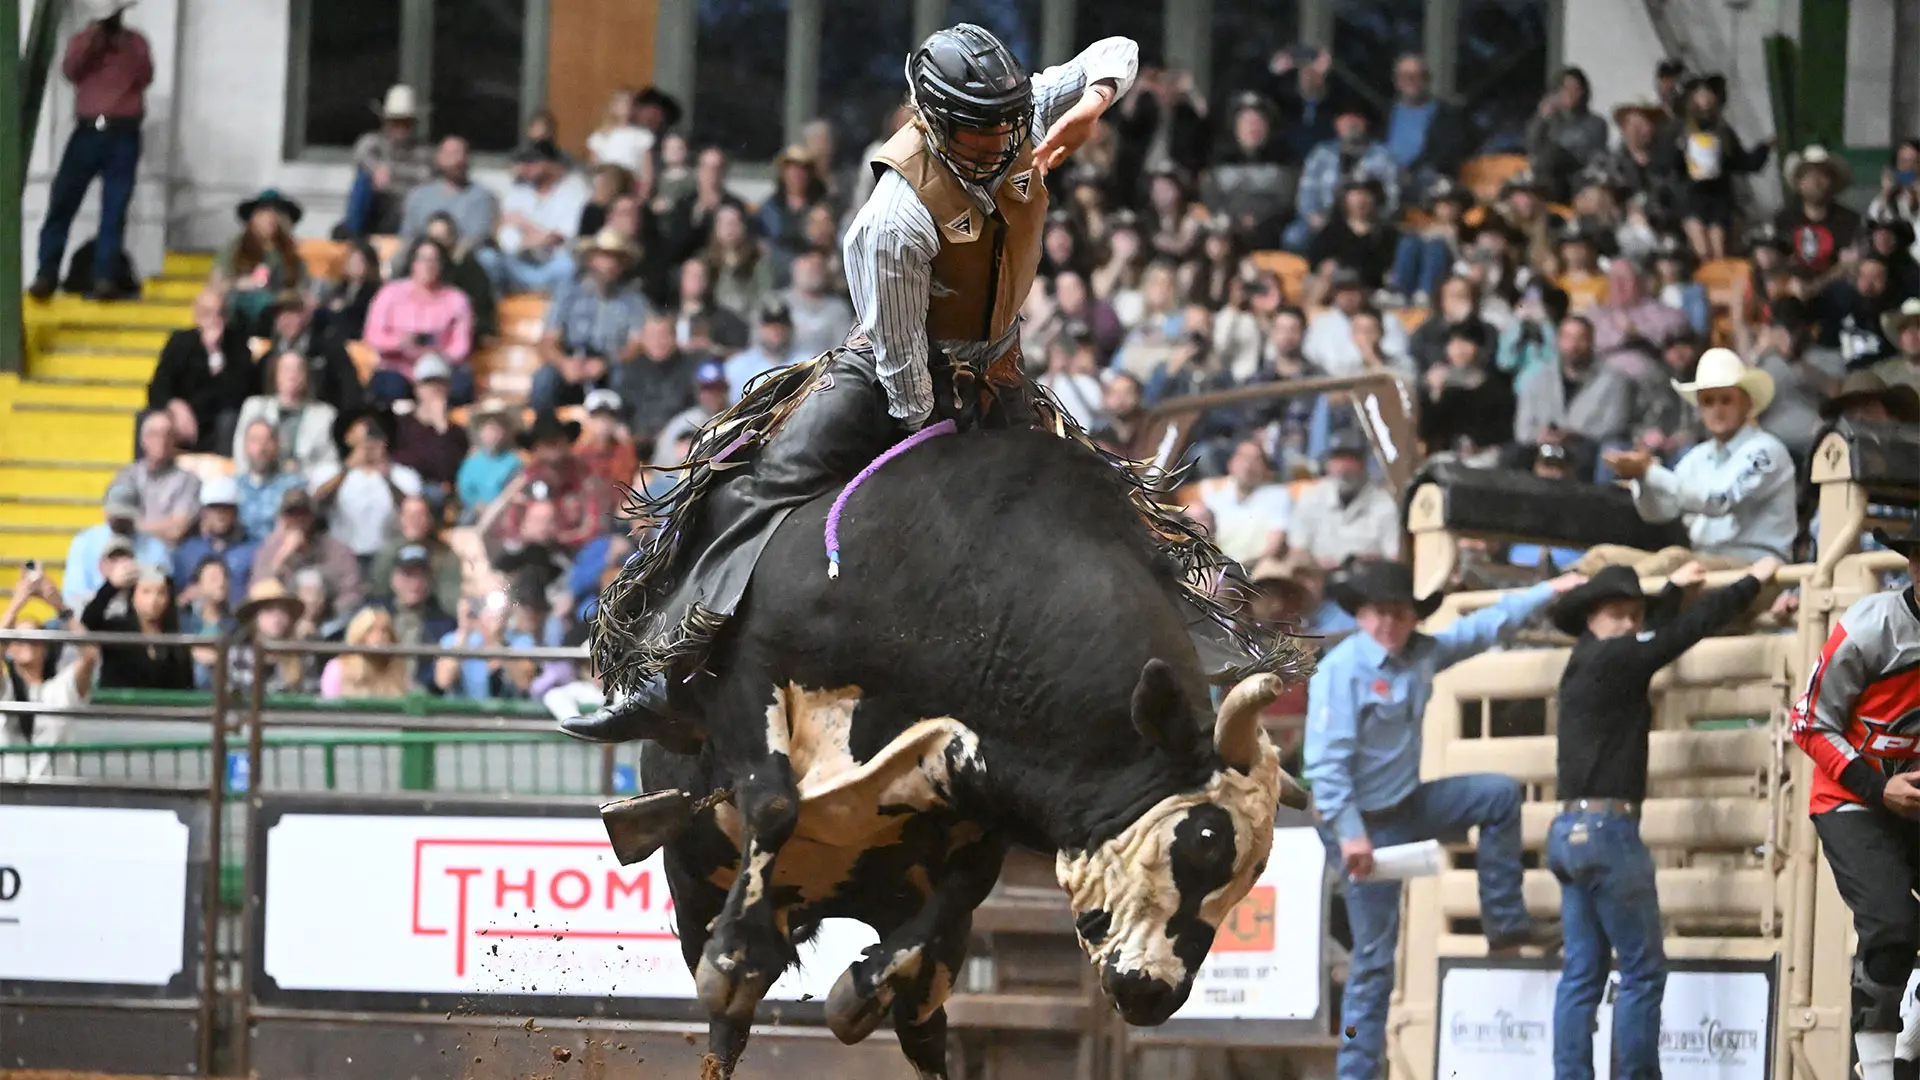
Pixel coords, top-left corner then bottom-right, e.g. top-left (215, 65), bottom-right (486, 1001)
top-left (607, 427), bottom-right (1310, 1079)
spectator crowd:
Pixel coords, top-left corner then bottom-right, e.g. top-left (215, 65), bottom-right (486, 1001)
top-left (15, 36), bottom-right (1920, 718)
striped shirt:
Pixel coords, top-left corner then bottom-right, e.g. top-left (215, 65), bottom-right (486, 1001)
top-left (844, 37), bottom-right (1140, 427)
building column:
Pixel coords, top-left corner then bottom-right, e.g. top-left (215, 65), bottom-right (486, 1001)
top-left (784, 0), bottom-right (822, 149)
top-left (913, 0), bottom-right (947, 46)
top-left (1423, 0), bottom-right (1459, 98)
top-left (400, 0), bottom-right (434, 105)
top-left (1895, 0), bottom-right (1920, 139)
top-left (522, 0), bottom-right (551, 126)
top-left (1, 0), bottom-right (20, 374)
top-left (653, 0), bottom-right (699, 129)
top-left (1299, 0), bottom-right (1334, 51)
top-left (1163, 0), bottom-right (1213, 95)
top-left (1041, 0), bottom-right (1075, 67)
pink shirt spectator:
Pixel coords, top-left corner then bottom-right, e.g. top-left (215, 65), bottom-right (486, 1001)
top-left (362, 280), bottom-right (474, 377)
top-left (64, 22), bottom-right (152, 118)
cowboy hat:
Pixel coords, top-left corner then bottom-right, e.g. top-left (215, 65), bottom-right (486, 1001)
top-left (632, 86), bottom-right (684, 129)
top-left (1328, 561), bottom-right (1442, 619)
top-left (1647, 232), bottom-right (1697, 273)
top-left (1881, 296), bottom-right (1920, 342)
top-left (1784, 144), bottom-right (1853, 190)
top-left (773, 144), bottom-right (816, 172)
top-left (237, 580), bottom-right (305, 625)
top-left (236, 188), bottom-right (303, 226)
top-left (1820, 370), bottom-right (1920, 422)
top-left (468, 397), bottom-right (521, 434)
top-left (1681, 72), bottom-right (1729, 104)
top-left (1612, 99), bottom-right (1668, 128)
top-left (372, 84), bottom-right (419, 121)
top-left (1572, 164), bottom-right (1624, 198)
top-left (517, 412), bottom-right (582, 450)
top-left (1746, 222), bottom-right (1790, 253)
top-left (1873, 518), bottom-right (1920, 557)
top-left (574, 227), bottom-right (640, 263)
top-left (1499, 169), bottom-right (1544, 199)
top-left (1337, 170), bottom-right (1387, 203)
top-left (1670, 346), bottom-right (1775, 414)
top-left (1423, 176), bottom-right (1475, 211)
top-left (1554, 220), bottom-right (1599, 249)
top-left (1547, 565), bottom-right (1647, 638)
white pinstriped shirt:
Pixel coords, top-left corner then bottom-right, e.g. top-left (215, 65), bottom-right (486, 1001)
top-left (844, 37), bottom-right (1140, 428)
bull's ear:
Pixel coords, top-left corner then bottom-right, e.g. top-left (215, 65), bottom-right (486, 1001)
top-left (1131, 658), bottom-right (1199, 756)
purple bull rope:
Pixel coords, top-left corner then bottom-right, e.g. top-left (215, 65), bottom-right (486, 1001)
top-left (825, 419), bottom-right (958, 579)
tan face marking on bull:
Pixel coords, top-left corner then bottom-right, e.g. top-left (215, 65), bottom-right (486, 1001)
top-left (1056, 735), bottom-right (1283, 994)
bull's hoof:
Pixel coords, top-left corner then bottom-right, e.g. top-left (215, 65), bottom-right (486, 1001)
top-left (696, 940), bottom-right (771, 1022)
top-left (826, 964), bottom-right (892, 1045)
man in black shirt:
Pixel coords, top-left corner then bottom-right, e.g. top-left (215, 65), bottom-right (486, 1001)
top-left (1544, 555), bottom-right (1780, 1080)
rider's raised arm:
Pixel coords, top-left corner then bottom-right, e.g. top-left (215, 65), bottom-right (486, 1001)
top-left (1030, 37), bottom-right (1140, 135)
top-left (844, 170), bottom-right (942, 430)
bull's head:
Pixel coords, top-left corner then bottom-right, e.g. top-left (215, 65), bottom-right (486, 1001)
top-left (1056, 661), bottom-right (1303, 1026)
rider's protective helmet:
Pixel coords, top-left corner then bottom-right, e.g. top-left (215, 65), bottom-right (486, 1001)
top-left (905, 24), bottom-right (1033, 186)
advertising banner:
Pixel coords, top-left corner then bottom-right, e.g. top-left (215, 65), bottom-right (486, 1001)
top-left (1174, 826), bottom-right (1327, 1022)
top-left (1435, 958), bottom-right (1776, 1080)
top-left (257, 806), bottom-right (876, 1011)
top-left (0, 803), bottom-right (195, 991)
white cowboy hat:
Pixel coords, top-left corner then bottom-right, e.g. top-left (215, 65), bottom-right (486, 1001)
top-left (1783, 144), bottom-right (1853, 190)
top-left (373, 84), bottom-right (419, 121)
top-left (1671, 347), bottom-right (1775, 415)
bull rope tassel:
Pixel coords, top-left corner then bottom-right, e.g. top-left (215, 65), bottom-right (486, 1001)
top-left (824, 419), bottom-right (958, 579)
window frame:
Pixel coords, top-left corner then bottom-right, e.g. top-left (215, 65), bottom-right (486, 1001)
top-left (284, 0), bottom-right (551, 162)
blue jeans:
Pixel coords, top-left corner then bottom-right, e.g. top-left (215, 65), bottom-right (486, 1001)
top-left (1391, 235), bottom-right (1452, 299)
top-left (475, 246), bottom-right (577, 296)
top-left (1328, 773), bottom-right (1533, 1080)
top-left (37, 123), bottom-right (141, 282)
top-left (1548, 811), bottom-right (1665, 1080)
top-left (343, 169), bottom-right (384, 237)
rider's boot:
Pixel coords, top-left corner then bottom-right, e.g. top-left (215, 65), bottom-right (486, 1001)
top-left (560, 675), bottom-right (705, 753)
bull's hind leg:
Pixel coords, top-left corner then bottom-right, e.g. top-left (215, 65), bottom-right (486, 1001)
top-left (828, 829), bottom-right (1008, 1080)
top-left (661, 834), bottom-right (752, 1078)
top-left (694, 681), bottom-right (803, 1025)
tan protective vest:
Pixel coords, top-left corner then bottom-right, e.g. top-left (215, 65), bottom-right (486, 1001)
top-left (870, 123), bottom-right (1049, 347)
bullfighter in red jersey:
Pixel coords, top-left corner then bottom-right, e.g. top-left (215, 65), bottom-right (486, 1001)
top-left (1790, 518), bottom-right (1920, 1080)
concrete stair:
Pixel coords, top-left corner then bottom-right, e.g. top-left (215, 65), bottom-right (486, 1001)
top-left (1, 250), bottom-right (205, 584)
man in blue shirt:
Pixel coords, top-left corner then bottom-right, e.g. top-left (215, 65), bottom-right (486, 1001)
top-left (63, 483), bottom-right (169, 612)
top-left (1384, 54), bottom-right (1476, 191)
top-left (170, 475), bottom-right (258, 595)
top-left (1305, 560), bottom-right (1584, 1080)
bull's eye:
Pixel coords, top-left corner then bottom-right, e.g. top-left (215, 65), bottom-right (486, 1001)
top-left (1177, 820), bottom-right (1235, 876)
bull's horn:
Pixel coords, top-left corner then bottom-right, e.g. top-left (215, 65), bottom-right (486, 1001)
top-left (1214, 673), bottom-right (1281, 772)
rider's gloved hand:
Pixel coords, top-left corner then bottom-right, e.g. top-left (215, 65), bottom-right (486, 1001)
top-left (931, 360), bottom-right (981, 432)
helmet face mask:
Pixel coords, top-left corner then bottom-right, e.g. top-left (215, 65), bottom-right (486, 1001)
top-left (907, 24), bottom-right (1034, 186)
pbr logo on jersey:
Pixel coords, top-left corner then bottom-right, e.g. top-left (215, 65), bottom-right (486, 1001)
top-left (1861, 708), bottom-right (1920, 759)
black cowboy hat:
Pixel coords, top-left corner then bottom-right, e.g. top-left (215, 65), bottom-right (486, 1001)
top-left (1874, 519), bottom-right (1920, 557)
top-left (1328, 561), bottom-right (1442, 619)
top-left (1868, 212), bottom-right (1917, 249)
top-left (1682, 72), bottom-right (1728, 104)
top-left (633, 86), bottom-right (684, 129)
top-left (1648, 232), bottom-right (1698, 273)
top-left (1337, 170), bottom-right (1386, 203)
top-left (1554, 219), bottom-right (1599, 250)
top-left (512, 138), bottom-right (568, 166)
top-left (517, 412), bottom-right (582, 449)
top-left (1499, 169), bottom-right (1544, 199)
top-left (1423, 176), bottom-right (1475, 211)
top-left (1820, 370), bottom-right (1920, 422)
top-left (1746, 222), bottom-right (1791, 253)
top-left (237, 188), bottom-right (303, 226)
top-left (1548, 565), bottom-right (1646, 637)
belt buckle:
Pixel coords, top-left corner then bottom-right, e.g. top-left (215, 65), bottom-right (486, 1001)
top-left (93, 115), bottom-right (107, 132)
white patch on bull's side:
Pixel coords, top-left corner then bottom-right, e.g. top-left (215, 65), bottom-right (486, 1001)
top-left (1055, 735), bottom-right (1283, 988)
top-left (714, 683), bottom-right (983, 909)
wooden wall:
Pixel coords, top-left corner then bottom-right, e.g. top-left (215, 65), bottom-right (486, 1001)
top-left (545, 0), bottom-right (660, 159)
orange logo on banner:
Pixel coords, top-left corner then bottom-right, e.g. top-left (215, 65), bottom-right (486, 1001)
top-left (1213, 884), bottom-right (1275, 952)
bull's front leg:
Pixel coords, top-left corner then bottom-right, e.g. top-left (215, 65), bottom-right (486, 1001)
top-left (828, 829), bottom-right (1008, 1080)
top-left (694, 749), bottom-right (800, 1024)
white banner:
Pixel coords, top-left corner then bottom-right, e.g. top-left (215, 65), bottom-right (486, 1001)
top-left (261, 812), bottom-right (875, 1000)
top-left (1436, 961), bottom-right (1774, 1080)
top-left (0, 804), bottom-right (192, 986)
top-left (1435, 964), bottom-right (1560, 1079)
top-left (1598, 967), bottom-right (1773, 1080)
top-left (1174, 827), bottom-right (1327, 1021)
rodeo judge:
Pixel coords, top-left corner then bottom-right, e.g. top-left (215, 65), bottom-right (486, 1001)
top-left (1545, 555), bottom-right (1779, 1080)
top-left (569, 26), bottom-right (1296, 743)
top-left (1305, 561), bottom-right (1583, 1080)
top-left (1790, 519), bottom-right (1920, 1080)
